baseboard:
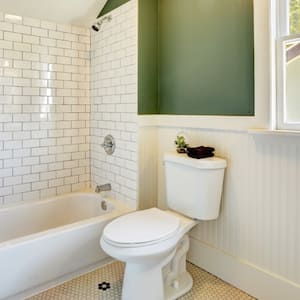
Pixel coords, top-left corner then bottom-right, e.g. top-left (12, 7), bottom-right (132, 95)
top-left (187, 238), bottom-right (300, 300)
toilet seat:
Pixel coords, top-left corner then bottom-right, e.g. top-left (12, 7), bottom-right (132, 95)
top-left (102, 208), bottom-right (181, 248)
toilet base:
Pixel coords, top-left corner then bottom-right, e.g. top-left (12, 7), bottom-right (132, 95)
top-left (122, 262), bottom-right (165, 300)
top-left (164, 235), bottom-right (193, 299)
top-left (165, 271), bottom-right (193, 300)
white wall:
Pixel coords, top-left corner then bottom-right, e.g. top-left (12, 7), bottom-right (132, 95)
top-left (90, 0), bottom-right (138, 209)
top-left (139, 1), bottom-right (300, 299)
top-left (0, 13), bottom-right (90, 204)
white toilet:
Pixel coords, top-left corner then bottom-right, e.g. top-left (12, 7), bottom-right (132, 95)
top-left (100, 152), bottom-right (227, 300)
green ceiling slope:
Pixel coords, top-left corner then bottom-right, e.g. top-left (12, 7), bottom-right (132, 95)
top-left (97, 0), bottom-right (130, 17)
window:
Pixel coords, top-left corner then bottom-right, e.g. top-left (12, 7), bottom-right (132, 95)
top-left (277, 0), bottom-right (300, 130)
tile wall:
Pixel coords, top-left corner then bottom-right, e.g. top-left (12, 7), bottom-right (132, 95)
top-left (90, 0), bottom-right (138, 208)
top-left (0, 13), bottom-right (91, 204)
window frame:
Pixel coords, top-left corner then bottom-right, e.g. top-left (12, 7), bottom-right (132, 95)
top-left (276, 0), bottom-right (300, 130)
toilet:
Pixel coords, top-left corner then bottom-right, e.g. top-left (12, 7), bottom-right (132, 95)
top-left (100, 152), bottom-right (227, 300)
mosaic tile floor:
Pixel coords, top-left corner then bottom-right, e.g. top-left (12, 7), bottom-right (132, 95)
top-left (28, 261), bottom-right (255, 300)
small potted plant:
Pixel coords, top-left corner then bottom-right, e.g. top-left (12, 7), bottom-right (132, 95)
top-left (174, 135), bottom-right (188, 153)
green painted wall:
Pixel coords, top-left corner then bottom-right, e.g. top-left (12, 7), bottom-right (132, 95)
top-left (98, 0), bottom-right (254, 116)
top-left (158, 0), bottom-right (254, 115)
top-left (138, 0), bottom-right (159, 114)
top-left (98, 0), bottom-right (130, 17)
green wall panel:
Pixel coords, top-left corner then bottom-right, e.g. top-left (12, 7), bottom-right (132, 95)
top-left (138, 0), bottom-right (159, 114)
top-left (99, 0), bottom-right (254, 116)
top-left (158, 0), bottom-right (254, 115)
top-left (98, 0), bottom-right (130, 17)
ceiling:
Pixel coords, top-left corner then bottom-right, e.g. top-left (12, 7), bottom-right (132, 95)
top-left (0, 0), bottom-right (108, 27)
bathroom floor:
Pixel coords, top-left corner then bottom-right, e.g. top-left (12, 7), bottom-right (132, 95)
top-left (28, 261), bottom-right (255, 300)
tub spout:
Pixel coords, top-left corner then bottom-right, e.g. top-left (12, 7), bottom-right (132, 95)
top-left (95, 183), bottom-right (111, 193)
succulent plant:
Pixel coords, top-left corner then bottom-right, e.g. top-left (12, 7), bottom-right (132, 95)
top-left (174, 135), bottom-right (188, 152)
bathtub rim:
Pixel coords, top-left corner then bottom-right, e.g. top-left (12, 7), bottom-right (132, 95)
top-left (0, 191), bottom-right (134, 250)
top-left (0, 190), bottom-right (122, 211)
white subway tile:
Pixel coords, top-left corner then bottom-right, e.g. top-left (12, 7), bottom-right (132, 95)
top-left (64, 33), bottom-right (77, 42)
top-left (13, 148), bottom-right (30, 158)
top-left (0, 150), bottom-right (12, 159)
top-left (23, 174), bottom-right (39, 183)
top-left (22, 191), bottom-right (39, 201)
top-left (14, 42), bottom-right (31, 52)
top-left (14, 183), bottom-right (31, 194)
top-left (57, 24), bottom-right (72, 33)
top-left (0, 186), bottom-right (13, 196)
top-left (32, 181), bottom-right (48, 191)
top-left (57, 40), bottom-right (71, 49)
top-left (14, 24), bottom-right (31, 34)
top-left (0, 21), bottom-right (13, 31)
top-left (41, 37), bottom-right (56, 47)
top-left (4, 31), bottom-right (22, 42)
top-left (40, 188), bottom-right (57, 198)
top-left (32, 164), bottom-right (48, 173)
top-left (41, 20), bottom-right (56, 30)
top-left (0, 11), bottom-right (91, 203)
top-left (4, 176), bottom-right (22, 186)
top-left (23, 156), bottom-right (39, 166)
top-left (23, 52), bottom-right (39, 61)
top-left (23, 34), bottom-right (40, 44)
top-left (4, 158), bottom-right (22, 168)
top-left (32, 27), bottom-right (48, 37)
top-left (4, 49), bottom-right (22, 59)
top-left (40, 171), bottom-right (56, 181)
top-left (23, 17), bottom-right (40, 27)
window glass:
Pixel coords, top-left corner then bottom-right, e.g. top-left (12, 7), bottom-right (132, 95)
top-left (290, 0), bottom-right (300, 34)
top-left (278, 1), bottom-right (300, 129)
top-left (285, 40), bottom-right (300, 123)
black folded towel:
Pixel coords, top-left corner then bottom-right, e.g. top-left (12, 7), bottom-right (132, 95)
top-left (186, 146), bottom-right (215, 159)
top-left (187, 146), bottom-right (215, 154)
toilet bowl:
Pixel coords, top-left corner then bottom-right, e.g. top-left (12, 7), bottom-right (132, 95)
top-left (100, 152), bottom-right (227, 300)
top-left (100, 208), bottom-right (197, 300)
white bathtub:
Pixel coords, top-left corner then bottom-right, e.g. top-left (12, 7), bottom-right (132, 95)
top-left (0, 192), bottom-right (132, 300)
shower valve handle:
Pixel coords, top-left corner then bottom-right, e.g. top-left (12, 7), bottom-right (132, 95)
top-left (101, 135), bottom-right (116, 155)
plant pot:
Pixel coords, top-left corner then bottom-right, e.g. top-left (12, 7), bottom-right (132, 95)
top-left (176, 148), bottom-right (186, 153)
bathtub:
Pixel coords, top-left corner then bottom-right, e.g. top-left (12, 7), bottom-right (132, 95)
top-left (0, 192), bottom-right (133, 300)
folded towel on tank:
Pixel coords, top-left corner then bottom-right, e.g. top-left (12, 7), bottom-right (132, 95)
top-left (186, 146), bottom-right (215, 159)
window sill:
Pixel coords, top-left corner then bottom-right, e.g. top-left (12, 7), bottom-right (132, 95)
top-left (248, 128), bottom-right (300, 137)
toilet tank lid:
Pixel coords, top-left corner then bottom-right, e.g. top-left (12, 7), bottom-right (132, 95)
top-left (164, 152), bottom-right (227, 169)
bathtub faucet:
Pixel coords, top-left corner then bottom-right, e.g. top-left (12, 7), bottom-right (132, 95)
top-left (95, 183), bottom-right (111, 193)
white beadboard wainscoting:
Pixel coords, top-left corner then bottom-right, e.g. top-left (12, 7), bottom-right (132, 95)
top-left (138, 121), bottom-right (300, 300)
top-left (138, 125), bottom-right (157, 210)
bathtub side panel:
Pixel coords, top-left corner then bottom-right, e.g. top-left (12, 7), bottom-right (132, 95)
top-left (0, 223), bottom-right (107, 299)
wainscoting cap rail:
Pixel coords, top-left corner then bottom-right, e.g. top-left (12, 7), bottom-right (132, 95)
top-left (248, 128), bottom-right (300, 137)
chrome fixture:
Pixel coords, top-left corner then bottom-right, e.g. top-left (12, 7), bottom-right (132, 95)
top-left (101, 134), bottom-right (116, 155)
top-left (95, 183), bottom-right (112, 193)
top-left (91, 15), bottom-right (112, 32)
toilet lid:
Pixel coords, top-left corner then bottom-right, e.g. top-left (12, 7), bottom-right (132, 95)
top-left (103, 208), bottom-right (181, 246)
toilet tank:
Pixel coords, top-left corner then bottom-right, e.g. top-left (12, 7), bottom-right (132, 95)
top-left (164, 152), bottom-right (227, 220)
